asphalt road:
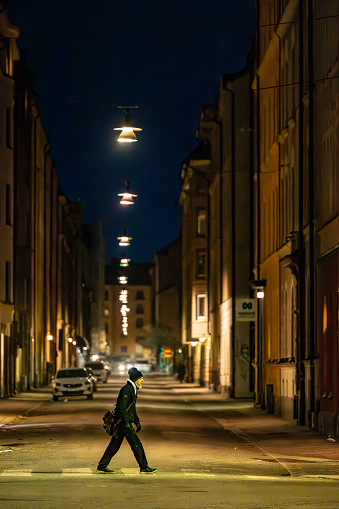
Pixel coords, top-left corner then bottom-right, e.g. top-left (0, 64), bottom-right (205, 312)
top-left (0, 375), bottom-right (338, 508)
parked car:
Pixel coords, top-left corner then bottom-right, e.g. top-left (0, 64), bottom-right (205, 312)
top-left (84, 367), bottom-right (97, 391)
top-left (52, 367), bottom-right (94, 401)
top-left (84, 361), bottom-right (109, 383)
top-left (134, 359), bottom-right (151, 373)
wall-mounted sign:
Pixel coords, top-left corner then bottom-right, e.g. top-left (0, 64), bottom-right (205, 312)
top-left (236, 299), bottom-right (256, 321)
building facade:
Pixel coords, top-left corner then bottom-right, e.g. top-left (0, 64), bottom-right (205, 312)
top-left (0, 6), bottom-right (105, 396)
top-left (105, 259), bottom-right (153, 364)
top-left (179, 0), bottom-right (338, 438)
top-left (153, 236), bottom-right (182, 372)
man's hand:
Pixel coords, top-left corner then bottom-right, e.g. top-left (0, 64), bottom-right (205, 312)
top-left (135, 422), bottom-right (141, 433)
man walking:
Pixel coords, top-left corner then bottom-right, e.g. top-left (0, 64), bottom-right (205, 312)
top-left (97, 367), bottom-right (157, 474)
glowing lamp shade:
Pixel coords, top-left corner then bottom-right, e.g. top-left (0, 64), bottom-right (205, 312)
top-left (114, 128), bottom-right (141, 143)
top-left (120, 258), bottom-right (130, 267)
top-left (47, 333), bottom-right (53, 341)
top-left (118, 192), bottom-right (137, 205)
top-left (257, 290), bottom-right (264, 299)
top-left (118, 227), bottom-right (132, 247)
top-left (191, 341), bottom-right (198, 347)
top-left (118, 237), bottom-right (130, 246)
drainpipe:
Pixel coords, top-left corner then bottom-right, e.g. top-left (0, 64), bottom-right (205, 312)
top-left (297, 0), bottom-right (306, 426)
top-left (222, 84), bottom-right (236, 395)
top-left (307, 0), bottom-right (315, 426)
top-left (32, 107), bottom-right (40, 388)
top-left (255, 0), bottom-right (263, 407)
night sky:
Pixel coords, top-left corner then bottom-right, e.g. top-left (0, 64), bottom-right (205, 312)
top-left (7, 0), bottom-right (255, 262)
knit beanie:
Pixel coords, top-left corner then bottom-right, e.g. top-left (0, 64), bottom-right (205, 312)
top-left (128, 367), bottom-right (143, 382)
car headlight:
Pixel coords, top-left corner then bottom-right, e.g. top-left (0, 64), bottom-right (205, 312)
top-left (55, 382), bottom-right (61, 387)
top-left (118, 364), bottom-right (125, 371)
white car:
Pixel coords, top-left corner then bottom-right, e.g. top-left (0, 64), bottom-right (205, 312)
top-left (84, 361), bottom-right (109, 383)
top-left (52, 367), bottom-right (94, 401)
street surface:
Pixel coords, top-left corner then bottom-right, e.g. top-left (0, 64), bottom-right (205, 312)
top-left (0, 375), bottom-right (338, 508)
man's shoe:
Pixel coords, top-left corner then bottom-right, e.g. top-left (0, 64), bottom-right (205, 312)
top-left (97, 467), bottom-right (114, 474)
top-left (140, 466), bottom-right (157, 474)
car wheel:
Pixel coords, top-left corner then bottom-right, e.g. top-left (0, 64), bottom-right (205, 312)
top-left (87, 393), bottom-right (93, 400)
top-left (53, 395), bottom-right (59, 402)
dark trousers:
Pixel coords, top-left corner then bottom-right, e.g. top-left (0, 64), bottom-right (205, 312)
top-left (98, 423), bottom-right (148, 470)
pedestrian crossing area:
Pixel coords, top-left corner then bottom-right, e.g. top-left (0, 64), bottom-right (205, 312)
top-left (1, 468), bottom-right (339, 481)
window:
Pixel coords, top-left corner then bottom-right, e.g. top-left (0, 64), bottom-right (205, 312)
top-left (136, 304), bottom-right (144, 314)
top-left (196, 294), bottom-right (206, 320)
top-left (196, 251), bottom-right (206, 278)
top-left (105, 290), bottom-right (109, 301)
top-left (196, 175), bottom-right (208, 193)
top-left (6, 184), bottom-right (11, 225)
top-left (197, 209), bottom-right (206, 236)
top-left (6, 108), bottom-right (13, 149)
top-left (136, 318), bottom-right (144, 329)
top-left (120, 346), bottom-right (127, 353)
top-left (105, 323), bottom-right (108, 334)
top-left (5, 261), bottom-right (12, 302)
top-left (136, 290), bottom-right (145, 300)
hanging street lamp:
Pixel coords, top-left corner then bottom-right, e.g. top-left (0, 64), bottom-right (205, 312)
top-left (118, 226), bottom-right (132, 246)
top-left (113, 106), bottom-right (142, 143)
top-left (118, 179), bottom-right (137, 205)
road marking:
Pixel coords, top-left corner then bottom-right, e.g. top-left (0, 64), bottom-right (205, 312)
top-left (62, 468), bottom-right (92, 475)
top-left (1, 469), bottom-right (32, 476)
top-left (0, 469), bottom-right (338, 482)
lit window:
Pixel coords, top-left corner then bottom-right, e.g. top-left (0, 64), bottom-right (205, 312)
top-left (196, 294), bottom-right (206, 319)
top-left (196, 252), bottom-right (206, 278)
top-left (197, 209), bottom-right (206, 236)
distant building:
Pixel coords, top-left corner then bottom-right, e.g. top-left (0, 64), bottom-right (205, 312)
top-left (83, 222), bottom-right (106, 357)
top-left (153, 236), bottom-right (182, 371)
top-left (105, 259), bottom-right (153, 363)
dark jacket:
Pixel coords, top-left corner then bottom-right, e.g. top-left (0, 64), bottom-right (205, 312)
top-left (116, 380), bottom-right (140, 425)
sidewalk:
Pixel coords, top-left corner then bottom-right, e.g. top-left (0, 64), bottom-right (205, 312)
top-left (0, 386), bottom-right (51, 426)
top-left (169, 379), bottom-right (339, 466)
